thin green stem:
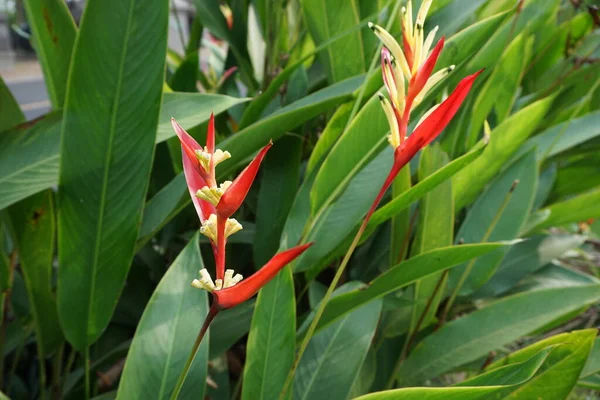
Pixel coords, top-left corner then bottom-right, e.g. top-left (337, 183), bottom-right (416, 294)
top-left (440, 180), bottom-right (519, 325)
top-left (84, 347), bottom-right (90, 400)
top-left (169, 304), bottom-right (219, 400)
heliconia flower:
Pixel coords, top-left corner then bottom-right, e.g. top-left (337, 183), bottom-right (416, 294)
top-left (210, 243), bottom-right (313, 309)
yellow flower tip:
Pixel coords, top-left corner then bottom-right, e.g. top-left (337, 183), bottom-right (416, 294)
top-left (213, 149), bottom-right (231, 166)
top-left (225, 218), bottom-right (243, 238)
top-left (196, 181), bottom-right (233, 206)
top-left (215, 279), bottom-right (223, 290)
top-left (368, 21), bottom-right (376, 30)
top-left (191, 268), bottom-right (217, 292)
top-left (223, 269), bottom-right (244, 289)
top-left (200, 214), bottom-right (218, 242)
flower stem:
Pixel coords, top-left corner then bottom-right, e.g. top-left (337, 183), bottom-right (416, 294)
top-left (279, 165), bottom-right (400, 400)
top-left (216, 217), bottom-right (227, 281)
top-left (169, 304), bottom-right (219, 400)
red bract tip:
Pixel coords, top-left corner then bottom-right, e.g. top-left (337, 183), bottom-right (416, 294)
top-left (394, 69), bottom-right (483, 166)
top-left (406, 37), bottom-right (445, 112)
top-left (216, 142), bottom-right (273, 218)
top-left (212, 243), bottom-right (313, 309)
top-left (172, 118), bottom-right (201, 168)
top-left (206, 113), bottom-right (215, 155)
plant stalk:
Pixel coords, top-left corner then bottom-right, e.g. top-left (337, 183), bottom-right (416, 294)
top-left (279, 164), bottom-right (400, 399)
top-left (169, 304), bottom-right (219, 400)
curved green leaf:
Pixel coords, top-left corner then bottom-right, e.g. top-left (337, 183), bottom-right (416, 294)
top-left (294, 283), bottom-right (382, 400)
top-left (23, 0), bottom-right (77, 107)
top-left (298, 242), bottom-right (511, 337)
top-left (452, 96), bottom-right (554, 210)
top-left (117, 235), bottom-right (209, 400)
top-left (6, 191), bottom-right (63, 355)
top-left (242, 266), bottom-right (295, 400)
top-left (57, 0), bottom-right (169, 350)
top-left (0, 76), bottom-right (25, 129)
top-left (448, 150), bottom-right (538, 295)
top-left (396, 285), bottom-right (600, 386)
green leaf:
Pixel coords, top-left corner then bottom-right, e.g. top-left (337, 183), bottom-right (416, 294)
top-left (242, 266), bottom-right (295, 400)
top-left (209, 300), bottom-right (255, 358)
top-left (295, 148), bottom-right (393, 274)
top-left (367, 140), bottom-right (486, 232)
top-left (299, 243), bottom-right (511, 337)
top-left (168, 51), bottom-right (199, 93)
top-left (157, 93), bottom-right (250, 143)
top-left (23, 0), bottom-right (77, 107)
top-left (578, 374), bottom-right (600, 390)
top-left (253, 135), bottom-right (302, 266)
top-left (306, 102), bottom-right (353, 175)
top-left (484, 329), bottom-right (597, 399)
top-left (581, 337), bottom-right (600, 378)
top-left (456, 346), bottom-right (556, 387)
top-left (57, 0), bottom-right (169, 350)
top-left (0, 248), bottom-right (9, 324)
top-left (452, 96), bottom-right (554, 210)
top-left (0, 91), bottom-right (245, 211)
top-left (410, 144), bottom-right (453, 330)
top-left (0, 76), bottom-right (25, 130)
top-left (475, 233), bottom-right (586, 298)
top-left (527, 186), bottom-right (600, 233)
top-left (448, 150), bottom-right (538, 295)
top-left (428, 0), bottom-right (491, 37)
top-left (515, 111), bottom-right (600, 161)
top-left (117, 235), bottom-right (209, 400)
top-left (294, 283), bottom-right (382, 400)
top-left (0, 390), bottom-right (9, 400)
top-left (311, 93), bottom-right (387, 216)
top-left (301, 0), bottom-right (366, 82)
top-left (467, 33), bottom-right (532, 148)
top-left (0, 112), bottom-right (61, 211)
top-left (6, 191), bottom-right (63, 355)
top-left (396, 285), bottom-right (600, 386)
top-left (354, 346), bottom-right (550, 399)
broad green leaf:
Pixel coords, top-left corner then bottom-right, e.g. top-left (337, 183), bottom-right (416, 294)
top-left (514, 111), bottom-right (600, 161)
top-left (0, 92), bottom-right (245, 212)
top-left (581, 337), bottom-right (600, 378)
top-left (253, 135), bottom-right (302, 266)
top-left (0, 76), bottom-right (25, 130)
top-left (467, 33), bottom-right (532, 148)
top-left (435, 9), bottom-right (511, 72)
top-left (475, 233), bottom-right (586, 298)
top-left (306, 102), bottom-right (353, 175)
top-left (448, 150), bottom-right (538, 295)
top-left (242, 266), bottom-right (295, 400)
top-left (396, 285), bottom-right (600, 386)
top-left (311, 93), bottom-right (387, 216)
top-left (6, 191), bottom-right (63, 355)
top-left (484, 329), bottom-right (597, 399)
top-left (57, 0), bottom-right (169, 350)
top-left (428, 0), bottom-right (490, 37)
top-left (456, 347), bottom-right (556, 387)
top-left (23, 0), bottom-right (77, 107)
top-left (528, 186), bottom-right (600, 233)
top-left (551, 157), bottom-right (600, 202)
top-left (578, 374), bottom-right (600, 390)
top-left (294, 283), bottom-right (382, 400)
top-left (117, 235), bottom-right (209, 400)
top-left (299, 243), bottom-right (510, 337)
top-left (410, 145), bottom-right (453, 330)
top-left (452, 96), bottom-right (553, 210)
top-left (356, 345), bottom-right (550, 399)
top-left (301, 0), bottom-right (366, 82)
top-left (464, 0), bottom-right (560, 74)
top-left (156, 93), bottom-right (250, 143)
top-left (0, 112), bottom-right (61, 211)
top-left (0, 390), bottom-right (9, 400)
top-left (221, 75), bottom-right (363, 176)
top-left (533, 164), bottom-right (556, 210)
top-left (209, 300), bottom-right (255, 357)
top-left (295, 148), bottom-right (393, 274)
top-left (367, 140), bottom-right (486, 232)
